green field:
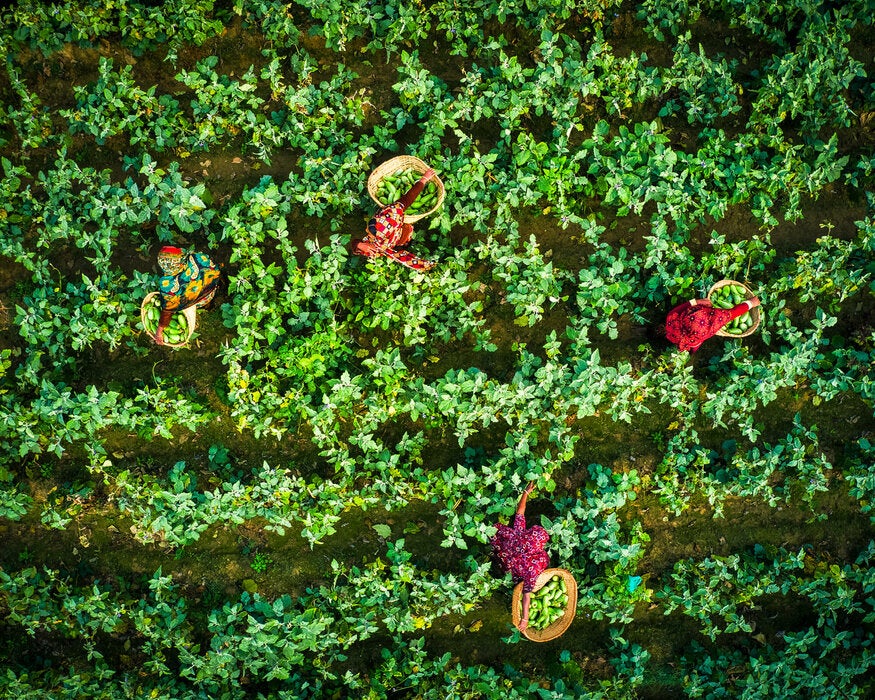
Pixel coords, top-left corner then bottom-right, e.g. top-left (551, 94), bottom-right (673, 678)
top-left (1, 1), bottom-right (875, 697)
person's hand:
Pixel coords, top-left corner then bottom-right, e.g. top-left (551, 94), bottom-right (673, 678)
top-left (421, 167), bottom-right (436, 182)
top-left (748, 296), bottom-right (761, 308)
top-left (518, 616), bottom-right (528, 632)
top-left (155, 327), bottom-right (165, 345)
top-left (524, 481), bottom-right (536, 495)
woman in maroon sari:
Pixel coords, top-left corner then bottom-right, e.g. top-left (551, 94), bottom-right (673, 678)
top-left (351, 168), bottom-right (437, 270)
top-left (490, 482), bottom-right (550, 632)
top-left (665, 295), bottom-right (760, 352)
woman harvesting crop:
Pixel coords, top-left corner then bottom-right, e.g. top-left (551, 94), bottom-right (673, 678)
top-left (153, 246), bottom-right (222, 345)
top-left (490, 482), bottom-right (550, 632)
top-left (665, 290), bottom-right (760, 352)
top-left (351, 167), bottom-right (438, 270)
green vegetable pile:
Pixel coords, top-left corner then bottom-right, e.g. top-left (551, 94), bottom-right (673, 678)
top-left (142, 296), bottom-right (190, 345)
top-left (374, 168), bottom-right (440, 215)
top-left (709, 283), bottom-right (756, 335)
top-left (525, 574), bottom-right (569, 630)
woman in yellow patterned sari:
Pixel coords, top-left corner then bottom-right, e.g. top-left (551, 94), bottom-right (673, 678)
top-left (155, 246), bottom-right (222, 345)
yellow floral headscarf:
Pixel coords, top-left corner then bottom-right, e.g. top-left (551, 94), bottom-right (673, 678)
top-left (157, 246), bottom-right (185, 275)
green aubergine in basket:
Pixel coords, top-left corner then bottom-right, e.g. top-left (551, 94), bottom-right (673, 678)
top-left (707, 279), bottom-right (761, 338)
top-left (140, 292), bottom-right (196, 347)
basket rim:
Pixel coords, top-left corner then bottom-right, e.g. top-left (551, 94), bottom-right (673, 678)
top-left (141, 291), bottom-right (196, 348)
top-left (707, 279), bottom-right (761, 338)
top-left (511, 568), bottom-right (577, 642)
top-left (366, 155), bottom-right (445, 223)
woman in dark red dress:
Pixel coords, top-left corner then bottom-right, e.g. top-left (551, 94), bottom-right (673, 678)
top-left (351, 168), bottom-right (437, 270)
top-left (665, 296), bottom-right (760, 352)
top-left (490, 482), bottom-right (550, 632)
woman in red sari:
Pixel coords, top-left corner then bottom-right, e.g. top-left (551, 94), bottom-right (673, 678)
top-left (665, 295), bottom-right (760, 352)
top-left (490, 482), bottom-right (550, 632)
top-left (351, 168), bottom-right (437, 270)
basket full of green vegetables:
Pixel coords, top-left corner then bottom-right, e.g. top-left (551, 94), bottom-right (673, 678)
top-left (367, 155), bottom-right (445, 223)
top-left (140, 292), bottom-right (196, 348)
top-left (708, 279), bottom-right (761, 338)
top-left (511, 568), bottom-right (577, 642)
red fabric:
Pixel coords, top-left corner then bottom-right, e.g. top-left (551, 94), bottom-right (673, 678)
top-left (159, 245), bottom-right (183, 255)
top-left (666, 299), bottom-right (752, 352)
top-left (352, 178), bottom-right (435, 270)
top-left (490, 514), bottom-right (550, 592)
top-left (367, 202), bottom-right (407, 248)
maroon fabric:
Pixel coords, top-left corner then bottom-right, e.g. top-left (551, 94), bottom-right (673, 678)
top-left (666, 299), bottom-right (752, 352)
top-left (490, 514), bottom-right (550, 592)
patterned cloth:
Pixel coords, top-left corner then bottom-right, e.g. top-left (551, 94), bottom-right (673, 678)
top-left (490, 514), bottom-right (550, 592)
top-left (158, 250), bottom-right (222, 312)
top-left (354, 177), bottom-right (435, 270)
top-left (665, 299), bottom-right (752, 352)
top-left (157, 246), bottom-right (186, 275)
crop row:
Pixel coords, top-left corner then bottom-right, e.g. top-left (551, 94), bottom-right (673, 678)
top-left (3, 537), bottom-right (875, 697)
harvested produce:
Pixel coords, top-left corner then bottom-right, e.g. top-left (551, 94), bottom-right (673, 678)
top-left (142, 295), bottom-right (190, 345)
top-left (710, 283), bottom-right (754, 335)
top-left (374, 168), bottom-right (440, 215)
top-left (523, 574), bottom-right (569, 630)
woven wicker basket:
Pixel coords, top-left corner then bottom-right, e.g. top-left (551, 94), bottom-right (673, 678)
top-left (367, 155), bottom-right (445, 223)
top-left (707, 279), bottom-right (761, 338)
top-left (511, 568), bottom-right (577, 642)
top-left (141, 291), bottom-right (196, 348)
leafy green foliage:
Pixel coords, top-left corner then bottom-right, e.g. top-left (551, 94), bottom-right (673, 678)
top-left (0, 0), bottom-right (874, 698)
top-left (680, 542), bottom-right (875, 698)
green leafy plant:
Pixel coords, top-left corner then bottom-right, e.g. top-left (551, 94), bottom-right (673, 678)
top-left (250, 552), bottom-right (273, 573)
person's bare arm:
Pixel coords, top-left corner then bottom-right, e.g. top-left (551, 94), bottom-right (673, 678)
top-left (516, 481), bottom-right (535, 516)
top-left (154, 308), bottom-right (173, 345)
top-left (518, 591), bottom-right (532, 631)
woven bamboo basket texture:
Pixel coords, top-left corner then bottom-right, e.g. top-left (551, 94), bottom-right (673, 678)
top-left (707, 279), bottom-right (761, 338)
top-left (141, 291), bottom-right (196, 348)
top-left (367, 155), bottom-right (445, 223)
top-left (511, 568), bottom-right (577, 642)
